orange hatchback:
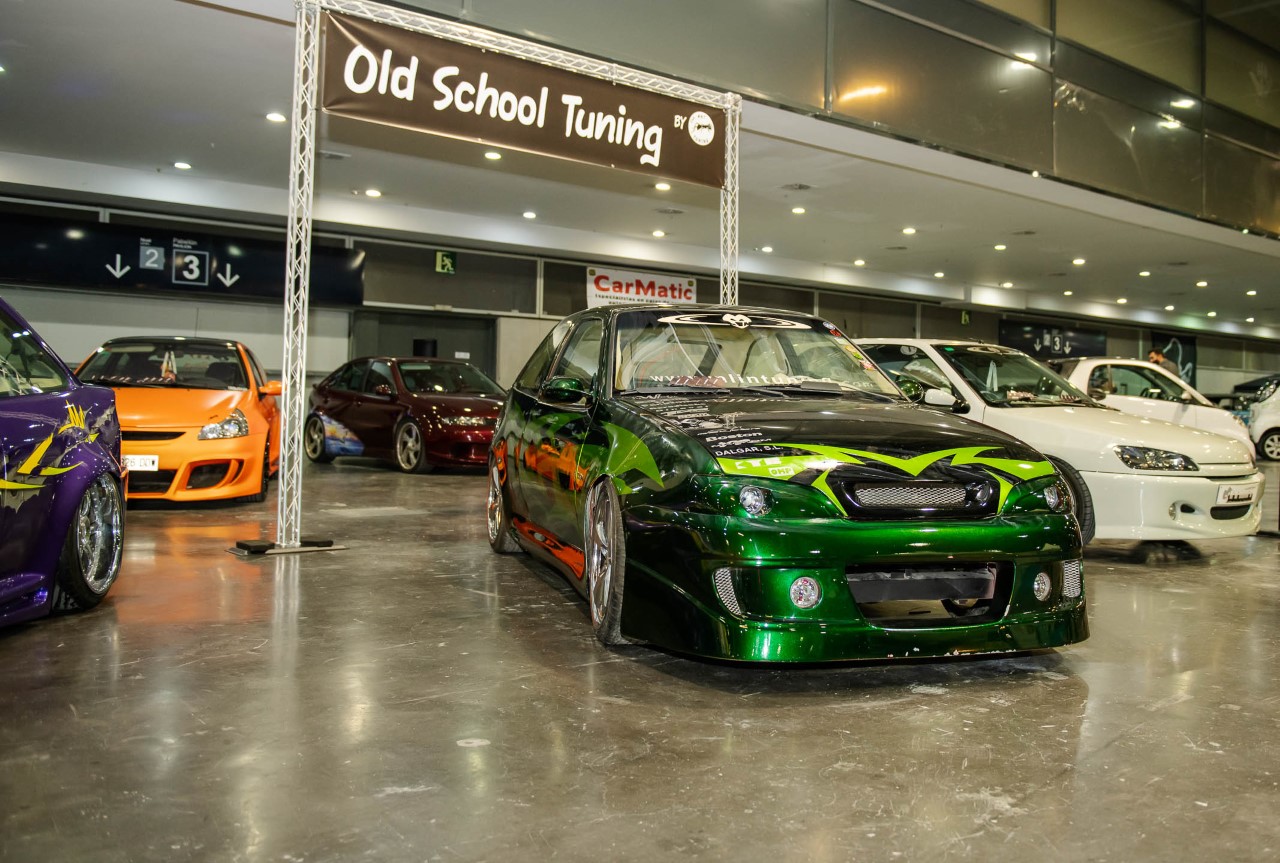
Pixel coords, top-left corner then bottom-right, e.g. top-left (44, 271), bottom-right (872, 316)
top-left (77, 337), bottom-right (281, 502)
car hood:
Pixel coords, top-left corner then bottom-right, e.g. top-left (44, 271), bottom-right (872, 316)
top-left (984, 405), bottom-right (1254, 469)
top-left (113, 387), bottom-right (249, 429)
top-left (407, 392), bottom-right (503, 416)
top-left (626, 394), bottom-right (1055, 490)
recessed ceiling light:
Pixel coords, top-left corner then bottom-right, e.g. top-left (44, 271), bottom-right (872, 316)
top-left (365, 188), bottom-right (382, 198)
top-left (1243, 228), bottom-right (1250, 234)
top-left (1247, 317), bottom-right (1255, 323)
top-left (791, 207), bottom-right (806, 215)
top-left (1170, 98), bottom-right (1196, 109)
top-left (1158, 119), bottom-right (1182, 129)
top-left (1196, 280), bottom-right (1208, 287)
top-left (1117, 297), bottom-right (1128, 304)
top-left (1031, 170), bottom-right (1041, 178)
top-left (0, 65), bottom-right (6, 73)
top-left (65, 228), bottom-right (85, 240)
top-left (1000, 281), bottom-right (1013, 288)
top-left (934, 272), bottom-right (945, 278)
top-left (522, 210), bottom-right (536, 219)
top-left (994, 244), bottom-right (1007, 251)
top-left (265, 112), bottom-right (287, 123)
top-left (761, 246), bottom-right (773, 253)
top-left (1063, 290), bottom-right (1073, 296)
top-left (853, 259), bottom-right (866, 267)
top-left (1139, 271), bottom-right (1151, 277)
top-left (1165, 305), bottom-right (1175, 311)
top-left (484, 151), bottom-right (502, 160)
top-left (652, 229), bottom-right (666, 238)
top-left (902, 227), bottom-right (916, 235)
top-left (1247, 290), bottom-right (1257, 296)
top-left (654, 182), bottom-right (671, 191)
top-left (1072, 257), bottom-right (1086, 266)
top-left (174, 162), bottom-right (192, 170)
top-left (1207, 311), bottom-right (1217, 317)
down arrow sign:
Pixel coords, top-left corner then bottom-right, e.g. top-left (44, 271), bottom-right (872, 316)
top-left (216, 263), bottom-right (240, 287)
top-left (105, 254), bottom-right (131, 279)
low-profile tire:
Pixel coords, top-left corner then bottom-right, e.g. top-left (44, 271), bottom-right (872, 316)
top-left (1260, 430), bottom-right (1280, 462)
top-left (583, 480), bottom-right (627, 646)
top-left (244, 441), bottom-right (270, 503)
top-left (51, 475), bottom-right (124, 612)
top-left (303, 415), bottom-right (333, 464)
top-left (394, 419), bottom-right (433, 474)
top-left (1049, 455), bottom-right (1096, 545)
top-left (486, 458), bottom-right (522, 554)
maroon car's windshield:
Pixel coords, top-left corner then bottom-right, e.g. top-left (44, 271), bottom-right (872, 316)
top-left (398, 362), bottom-right (501, 396)
top-left (79, 340), bottom-right (248, 390)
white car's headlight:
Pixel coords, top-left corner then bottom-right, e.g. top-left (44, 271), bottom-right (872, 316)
top-left (199, 408), bottom-right (250, 440)
top-left (1115, 446), bottom-right (1198, 471)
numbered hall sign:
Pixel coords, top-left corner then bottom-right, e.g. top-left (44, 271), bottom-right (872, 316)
top-left (172, 249), bottom-right (210, 286)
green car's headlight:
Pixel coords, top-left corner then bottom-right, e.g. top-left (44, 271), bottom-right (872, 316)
top-left (1115, 446), bottom-right (1199, 471)
top-left (692, 475), bottom-right (844, 519)
top-left (1002, 475), bottom-right (1072, 515)
top-left (198, 408), bottom-right (250, 440)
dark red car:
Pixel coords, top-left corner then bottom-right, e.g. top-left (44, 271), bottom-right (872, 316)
top-left (304, 357), bottom-right (504, 472)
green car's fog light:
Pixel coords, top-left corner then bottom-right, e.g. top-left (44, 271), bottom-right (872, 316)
top-left (739, 485), bottom-right (773, 516)
top-left (789, 577), bottom-right (822, 609)
top-left (1032, 571), bottom-right (1052, 602)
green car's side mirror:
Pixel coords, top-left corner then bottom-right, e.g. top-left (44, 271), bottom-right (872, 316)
top-left (898, 378), bottom-right (924, 402)
top-left (543, 375), bottom-right (590, 403)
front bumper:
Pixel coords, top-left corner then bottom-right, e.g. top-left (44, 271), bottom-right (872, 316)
top-left (423, 426), bottom-right (493, 467)
top-left (1083, 468), bottom-right (1265, 540)
top-left (620, 507), bottom-right (1087, 662)
top-left (122, 430), bottom-right (268, 501)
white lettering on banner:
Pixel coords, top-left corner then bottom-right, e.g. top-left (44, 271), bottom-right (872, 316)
top-left (561, 96), bottom-right (662, 166)
top-left (586, 267), bottom-right (697, 308)
top-left (344, 45), bottom-right (418, 100)
top-left (432, 67), bottom-right (549, 128)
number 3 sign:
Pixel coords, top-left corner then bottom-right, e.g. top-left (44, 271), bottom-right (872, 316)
top-left (172, 250), bottom-right (209, 286)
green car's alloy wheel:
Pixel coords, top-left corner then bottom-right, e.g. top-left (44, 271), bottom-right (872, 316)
top-left (487, 461), bottom-right (521, 553)
top-left (1261, 430), bottom-right (1280, 462)
top-left (52, 475), bottom-right (124, 611)
top-left (303, 416), bottom-right (332, 463)
top-left (395, 420), bottom-right (431, 474)
top-left (584, 480), bottom-right (626, 646)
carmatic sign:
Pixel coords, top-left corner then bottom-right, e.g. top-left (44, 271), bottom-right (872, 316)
top-left (321, 13), bottom-right (726, 188)
top-left (587, 266), bottom-right (697, 308)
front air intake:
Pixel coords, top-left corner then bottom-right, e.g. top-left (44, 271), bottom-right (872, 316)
top-left (712, 567), bottom-right (742, 616)
top-left (1062, 559), bottom-right (1083, 598)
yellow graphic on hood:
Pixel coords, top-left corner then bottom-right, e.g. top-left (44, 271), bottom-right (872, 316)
top-left (1, 402), bottom-right (93, 490)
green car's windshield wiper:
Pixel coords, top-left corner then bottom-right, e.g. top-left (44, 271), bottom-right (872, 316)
top-left (624, 385), bottom-right (733, 395)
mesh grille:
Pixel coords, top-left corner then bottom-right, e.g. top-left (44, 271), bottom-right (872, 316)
top-left (855, 485), bottom-right (967, 508)
top-left (1062, 559), bottom-right (1083, 598)
top-left (713, 567), bottom-right (742, 616)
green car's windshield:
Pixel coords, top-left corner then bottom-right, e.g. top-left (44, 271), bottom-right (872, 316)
top-left (613, 310), bottom-right (900, 397)
top-left (936, 344), bottom-right (1094, 407)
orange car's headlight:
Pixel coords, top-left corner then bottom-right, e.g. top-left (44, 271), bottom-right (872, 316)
top-left (199, 408), bottom-right (250, 440)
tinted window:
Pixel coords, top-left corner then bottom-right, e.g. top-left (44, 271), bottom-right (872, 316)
top-left (79, 339), bottom-right (246, 391)
top-left (550, 319), bottom-right (604, 390)
top-left (1105, 364), bottom-right (1187, 400)
top-left (860, 344), bottom-right (954, 392)
top-left (332, 362), bottom-right (368, 392)
top-left (936, 345), bottom-right (1093, 407)
top-left (398, 362), bottom-right (502, 395)
top-left (365, 360), bottom-right (395, 393)
top-left (515, 318), bottom-right (572, 390)
top-left (245, 347), bottom-right (268, 388)
top-left (0, 312), bottom-right (67, 397)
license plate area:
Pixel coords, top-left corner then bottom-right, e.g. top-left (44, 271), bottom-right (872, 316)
top-left (1215, 482), bottom-right (1258, 506)
top-left (123, 454), bottom-right (159, 472)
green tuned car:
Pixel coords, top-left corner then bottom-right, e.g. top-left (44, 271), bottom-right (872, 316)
top-left (487, 305), bottom-right (1087, 662)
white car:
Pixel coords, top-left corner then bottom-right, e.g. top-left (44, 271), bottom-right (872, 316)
top-left (1049, 356), bottom-right (1254, 453)
top-left (1248, 381), bottom-right (1280, 461)
top-left (857, 339), bottom-right (1264, 544)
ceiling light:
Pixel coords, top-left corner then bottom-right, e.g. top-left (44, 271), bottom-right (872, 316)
top-left (1001, 281), bottom-right (1013, 288)
top-left (1247, 317), bottom-right (1255, 323)
top-left (791, 207), bottom-right (806, 215)
top-left (365, 188), bottom-right (382, 198)
top-left (0, 65), bottom-right (6, 73)
top-left (654, 182), bottom-right (672, 192)
top-left (934, 272), bottom-right (945, 278)
top-left (1243, 228), bottom-right (1250, 234)
top-left (174, 162), bottom-right (192, 170)
top-left (1010, 52), bottom-right (1038, 70)
top-left (1165, 305), bottom-right (1175, 311)
top-left (65, 228), bottom-right (85, 240)
top-left (761, 246), bottom-right (773, 253)
top-left (1072, 258), bottom-right (1086, 266)
top-left (1170, 98), bottom-right (1196, 109)
top-left (1063, 290), bottom-right (1073, 296)
top-left (1207, 311), bottom-right (1217, 317)
top-left (1158, 119), bottom-right (1182, 129)
top-left (853, 259), bottom-right (866, 267)
top-left (1139, 270), bottom-right (1151, 277)
top-left (652, 230), bottom-right (666, 238)
top-left (484, 151), bottom-right (502, 160)
top-left (265, 112), bottom-right (287, 123)
top-left (1195, 280), bottom-right (1208, 287)
top-left (902, 227), bottom-right (916, 235)
top-left (994, 244), bottom-right (1007, 251)
top-left (1117, 298), bottom-right (1128, 304)
top-left (1247, 290), bottom-right (1257, 296)
top-left (842, 85), bottom-right (888, 100)
top-left (522, 210), bottom-right (536, 219)
top-left (1031, 170), bottom-right (1041, 178)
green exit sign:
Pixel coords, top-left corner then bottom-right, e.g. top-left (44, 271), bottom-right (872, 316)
top-left (435, 250), bottom-right (456, 274)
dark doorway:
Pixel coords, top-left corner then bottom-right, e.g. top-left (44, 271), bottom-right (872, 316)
top-left (353, 311), bottom-right (497, 378)
top-left (412, 338), bottom-right (438, 358)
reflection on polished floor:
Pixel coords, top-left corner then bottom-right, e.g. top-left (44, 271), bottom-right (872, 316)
top-left (1, 460), bottom-right (1278, 862)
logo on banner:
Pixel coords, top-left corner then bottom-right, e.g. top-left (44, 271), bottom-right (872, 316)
top-left (587, 267), bottom-right (697, 308)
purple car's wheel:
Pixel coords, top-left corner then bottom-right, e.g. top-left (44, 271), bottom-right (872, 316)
top-left (584, 480), bottom-right (626, 646)
top-left (52, 474), bottom-right (124, 612)
top-left (394, 420), bottom-right (432, 474)
top-left (486, 460), bottom-right (521, 553)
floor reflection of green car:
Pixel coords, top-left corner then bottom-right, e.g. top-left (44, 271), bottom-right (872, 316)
top-left (487, 305), bottom-right (1087, 662)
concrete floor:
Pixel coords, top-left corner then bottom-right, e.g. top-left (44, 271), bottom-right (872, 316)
top-left (2, 460), bottom-right (1278, 863)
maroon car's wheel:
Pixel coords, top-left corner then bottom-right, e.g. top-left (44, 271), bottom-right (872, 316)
top-left (584, 480), bottom-right (627, 646)
top-left (394, 420), bottom-right (433, 474)
top-left (486, 459), bottom-right (521, 553)
top-left (304, 415), bottom-right (333, 463)
top-left (51, 475), bottom-right (124, 612)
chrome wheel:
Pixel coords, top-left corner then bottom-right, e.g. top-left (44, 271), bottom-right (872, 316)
top-left (75, 475), bottom-right (123, 595)
top-left (1262, 431), bottom-right (1280, 461)
top-left (396, 422), bottom-right (424, 472)
top-left (486, 465), bottom-right (502, 543)
top-left (584, 481), bottom-right (624, 642)
top-left (303, 416), bottom-right (329, 462)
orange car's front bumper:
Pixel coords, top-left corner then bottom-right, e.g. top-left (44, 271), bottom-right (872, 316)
top-left (121, 430), bottom-right (270, 502)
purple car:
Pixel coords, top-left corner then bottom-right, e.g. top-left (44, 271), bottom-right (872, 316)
top-left (0, 297), bottom-right (125, 627)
